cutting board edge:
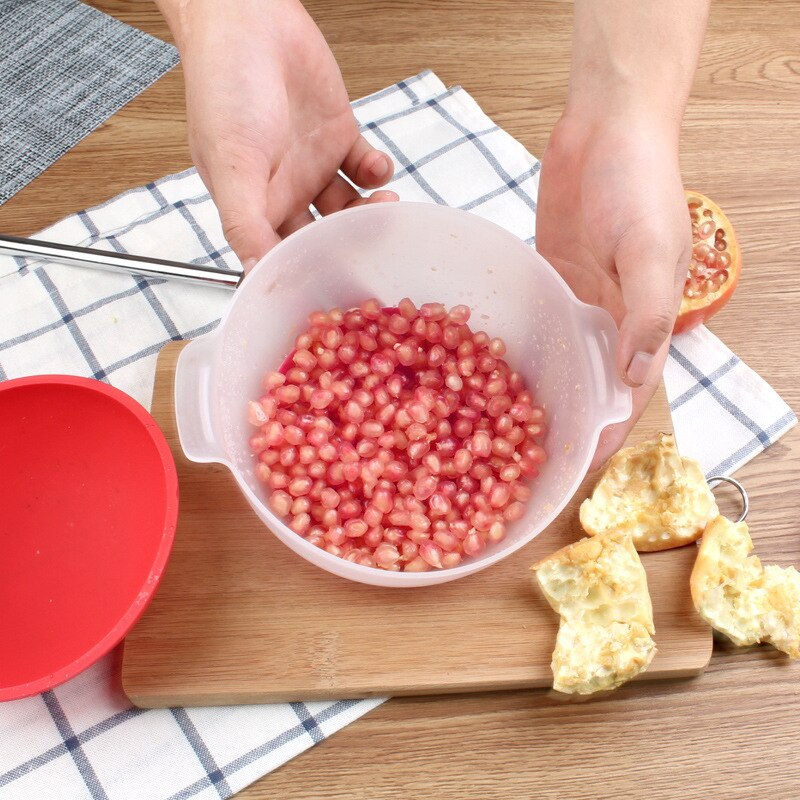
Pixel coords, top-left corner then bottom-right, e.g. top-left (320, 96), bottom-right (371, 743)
top-left (123, 625), bottom-right (713, 708)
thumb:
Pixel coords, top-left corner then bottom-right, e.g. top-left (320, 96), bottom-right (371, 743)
top-left (615, 237), bottom-right (685, 388)
top-left (200, 159), bottom-right (280, 273)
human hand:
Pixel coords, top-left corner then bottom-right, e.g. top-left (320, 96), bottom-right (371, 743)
top-left (159, 0), bottom-right (397, 270)
top-left (536, 114), bottom-right (690, 468)
top-left (537, 0), bottom-right (709, 468)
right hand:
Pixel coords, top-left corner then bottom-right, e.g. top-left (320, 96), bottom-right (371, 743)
top-left (165, 0), bottom-right (398, 270)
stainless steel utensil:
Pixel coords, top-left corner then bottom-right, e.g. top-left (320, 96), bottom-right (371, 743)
top-left (0, 234), bottom-right (241, 290)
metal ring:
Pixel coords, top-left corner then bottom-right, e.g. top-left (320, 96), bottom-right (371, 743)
top-left (706, 475), bottom-right (749, 522)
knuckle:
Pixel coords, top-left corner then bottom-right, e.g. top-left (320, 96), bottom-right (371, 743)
top-left (645, 306), bottom-right (676, 340)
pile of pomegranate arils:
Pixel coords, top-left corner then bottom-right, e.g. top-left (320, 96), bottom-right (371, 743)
top-left (247, 299), bottom-right (547, 572)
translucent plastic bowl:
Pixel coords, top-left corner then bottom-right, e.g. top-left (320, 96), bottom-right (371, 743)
top-left (175, 202), bottom-right (631, 587)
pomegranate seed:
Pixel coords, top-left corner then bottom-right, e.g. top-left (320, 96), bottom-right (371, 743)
top-left (509, 402), bottom-right (532, 422)
top-left (420, 302), bottom-right (446, 321)
top-left (325, 526), bottom-right (347, 546)
top-left (469, 431), bottom-right (492, 458)
top-left (247, 400), bottom-right (269, 426)
top-left (473, 510), bottom-right (495, 531)
top-left (444, 373), bottom-right (463, 391)
top-left (263, 371), bottom-right (286, 390)
top-left (442, 325), bottom-right (462, 349)
top-left (448, 304), bottom-right (471, 324)
top-left (522, 442), bottom-right (547, 464)
top-left (397, 342), bottom-right (418, 366)
top-left (293, 349), bottom-right (317, 371)
top-left (487, 520), bottom-right (506, 544)
top-left (369, 352), bottom-right (394, 376)
top-left (485, 378), bottom-right (507, 396)
top-left (298, 445), bottom-right (315, 464)
top-left (282, 425), bottom-right (303, 446)
top-left (504, 501), bottom-right (525, 521)
top-left (320, 488), bottom-right (340, 509)
top-left (419, 541), bottom-right (444, 569)
top-left (363, 526), bottom-right (384, 548)
top-left (344, 519), bottom-right (368, 538)
top-left (288, 477), bottom-right (312, 497)
top-left (428, 492), bottom-right (452, 516)
top-left (389, 509), bottom-right (414, 528)
top-left (270, 490), bottom-right (292, 515)
top-left (454, 449), bottom-right (473, 474)
top-left (275, 385), bottom-right (300, 405)
top-left (499, 464), bottom-right (520, 482)
top-left (372, 488), bottom-right (393, 514)
top-left (432, 529), bottom-right (459, 552)
top-left (280, 447), bottom-right (298, 467)
top-left (490, 483), bottom-right (512, 508)
top-left (308, 389), bottom-right (332, 410)
top-left (408, 401), bottom-right (429, 424)
top-left (453, 491), bottom-right (470, 509)
top-left (423, 453), bottom-right (442, 474)
top-left (291, 496), bottom-right (311, 515)
top-left (458, 356), bottom-right (476, 377)
top-left (406, 422), bottom-right (428, 441)
top-left (387, 314), bottom-right (410, 335)
top-left (493, 414), bottom-right (513, 435)
top-left (360, 420), bottom-right (384, 439)
top-left (477, 354), bottom-right (496, 373)
top-left (290, 513), bottom-right (311, 534)
top-left (437, 437), bottom-right (458, 457)
top-left (404, 556), bottom-right (431, 572)
top-left (463, 532), bottom-right (485, 556)
top-left (413, 474), bottom-right (438, 501)
top-left (491, 437), bottom-right (514, 458)
top-left (407, 528), bottom-right (431, 545)
top-left (409, 512), bottom-right (431, 531)
top-left (375, 543), bottom-right (401, 568)
top-left (340, 499), bottom-right (362, 520)
top-left (384, 461), bottom-right (408, 481)
top-left (398, 297), bottom-right (417, 319)
top-left (359, 297), bottom-right (381, 319)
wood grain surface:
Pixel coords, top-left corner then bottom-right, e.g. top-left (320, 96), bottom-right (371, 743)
top-left (121, 343), bottom-right (709, 707)
top-left (1, 2), bottom-right (799, 798)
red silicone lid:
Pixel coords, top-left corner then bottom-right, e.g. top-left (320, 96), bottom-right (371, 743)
top-left (0, 375), bottom-right (178, 701)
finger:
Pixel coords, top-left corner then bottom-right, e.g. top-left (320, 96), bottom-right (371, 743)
top-left (614, 234), bottom-right (686, 388)
top-left (341, 134), bottom-right (395, 189)
top-left (590, 337), bottom-right (669, 470)
top-left (200, 159), bottom-right (280, 272)
top-left (312, 174), bottom-right (362, 216)
top-left (276, 208), bottom-right (315, 239)
top-left (335, 190), bottom-right (400, 211)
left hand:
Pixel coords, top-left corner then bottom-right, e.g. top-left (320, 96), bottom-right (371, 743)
top-left (535, 113), bottom-right (691, 468)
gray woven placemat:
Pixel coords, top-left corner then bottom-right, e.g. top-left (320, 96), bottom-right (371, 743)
top-left (0, 0), bottom-right (179, 204)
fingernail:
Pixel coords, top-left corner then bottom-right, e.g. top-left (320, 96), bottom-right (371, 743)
top-left (625, 351), bottom-right (653, 386)
top-left (242, 257), bottom-right (258, 273)
top-left (370, 155), bottom-right (390, 179)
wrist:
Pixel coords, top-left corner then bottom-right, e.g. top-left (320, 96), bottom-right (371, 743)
top-left (566, 0), bottom-right (709, 140)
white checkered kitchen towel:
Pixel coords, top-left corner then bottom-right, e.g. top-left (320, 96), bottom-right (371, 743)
top-left (0, 71), bottom-right (796, 800)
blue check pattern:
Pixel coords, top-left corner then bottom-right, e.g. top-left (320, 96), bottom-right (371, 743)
top-left (0, 71), bottom-right (795, 799)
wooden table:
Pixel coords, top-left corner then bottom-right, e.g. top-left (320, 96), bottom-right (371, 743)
top-left (2, 2), bottom-right (799, 797)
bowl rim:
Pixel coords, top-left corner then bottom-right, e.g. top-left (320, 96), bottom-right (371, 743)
top-left (0, 375), bottom-right (179, 700)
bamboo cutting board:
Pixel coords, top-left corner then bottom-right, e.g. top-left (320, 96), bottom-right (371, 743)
top-left (122, 343), bottom-right (712, 707)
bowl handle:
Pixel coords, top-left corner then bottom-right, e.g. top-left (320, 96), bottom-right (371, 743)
top-left (174, 333), bottom-right (228, 465)
top-left (580, 304), bottom-right (633, 428)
